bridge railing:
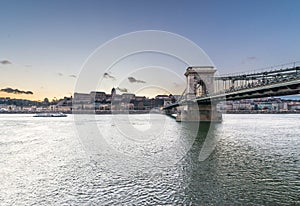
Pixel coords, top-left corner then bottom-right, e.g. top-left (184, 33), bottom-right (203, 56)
top-left (167, 62), bottom-right (300, 106)
top-left (210, 62), bottom-right (300, 96)
top-left (216, 61), bottom-right (300, 79)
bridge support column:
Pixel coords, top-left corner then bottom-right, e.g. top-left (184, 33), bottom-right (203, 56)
top-left (176, 102), bottom-right (222, 122)
top-left (175, 66), bottom-right (222, 122)
top-left (197, 103), bottom-right (222, 122)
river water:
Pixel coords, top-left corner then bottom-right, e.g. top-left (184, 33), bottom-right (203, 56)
top-left (0, 114), bottom-right (299, 205)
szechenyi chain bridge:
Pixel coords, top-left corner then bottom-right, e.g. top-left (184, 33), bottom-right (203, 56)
top-left (163, 62), bottom-right (300, 122)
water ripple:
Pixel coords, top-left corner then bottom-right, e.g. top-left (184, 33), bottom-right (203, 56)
top-left (0, 114), bottom-right (299, 205)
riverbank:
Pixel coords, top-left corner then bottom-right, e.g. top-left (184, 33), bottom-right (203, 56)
top-left (0, 110), bottom-right (162, 115)
top-left (1, 110), bottom-right (300, 115)
top-left (224, 110), bottom-right (300, 114)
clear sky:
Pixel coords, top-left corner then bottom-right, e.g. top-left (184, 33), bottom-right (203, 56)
top-left (0, 0), bottom-right (299, 100)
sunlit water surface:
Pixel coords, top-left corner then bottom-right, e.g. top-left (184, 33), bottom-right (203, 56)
top-left (0, 114), bottom-right (299, 205)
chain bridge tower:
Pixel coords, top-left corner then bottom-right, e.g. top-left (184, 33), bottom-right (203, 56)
top-left (177, 66), bottom-right (222, 122)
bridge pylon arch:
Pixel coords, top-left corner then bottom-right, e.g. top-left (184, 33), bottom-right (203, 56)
top-left (185, 66), bottom-right (216, 99)
top-left (177, 66), bottom-right (222, 122)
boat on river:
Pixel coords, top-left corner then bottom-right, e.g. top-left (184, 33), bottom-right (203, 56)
top-left (33, 112), bottom-right (67, 117)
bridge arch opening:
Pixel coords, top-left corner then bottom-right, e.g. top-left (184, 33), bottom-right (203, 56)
top-left (195, 78), bottom-right (208, 97)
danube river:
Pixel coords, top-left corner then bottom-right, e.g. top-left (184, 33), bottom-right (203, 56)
top-left (0, 114), bottom-right (299, 205)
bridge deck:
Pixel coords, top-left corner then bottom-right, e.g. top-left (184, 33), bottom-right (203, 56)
top-left (164, 78), bottom-right (300, 109)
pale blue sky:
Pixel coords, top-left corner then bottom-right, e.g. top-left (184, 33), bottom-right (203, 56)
top-left (0, 0), bottom-right (299, 100)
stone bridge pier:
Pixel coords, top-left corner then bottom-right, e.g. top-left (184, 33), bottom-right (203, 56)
top-left (177, 66), bottom-right (222, 122)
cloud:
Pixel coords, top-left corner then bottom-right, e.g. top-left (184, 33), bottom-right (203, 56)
top-left (1, 87), bottom-right (33, 95)
top-left (241, 56), bottom-right (257, 64)
top-left (247, 56), bottom-right (257, 60)
top-left (128, 77), bottom-right (146, 83)
top-left (173, 82), bottom-right (181, 88)
top-left (0, 60), bottom-right (12, 65)
top-left (116, 87), bottom-right (128, 93)
top-left (103, 72), bottom-right (116, 80)
top-left (57, 73), bottom-right (76, 78)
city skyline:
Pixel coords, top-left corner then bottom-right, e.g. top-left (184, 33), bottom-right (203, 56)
top-left (1, 0), bottom-right (300, 100)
